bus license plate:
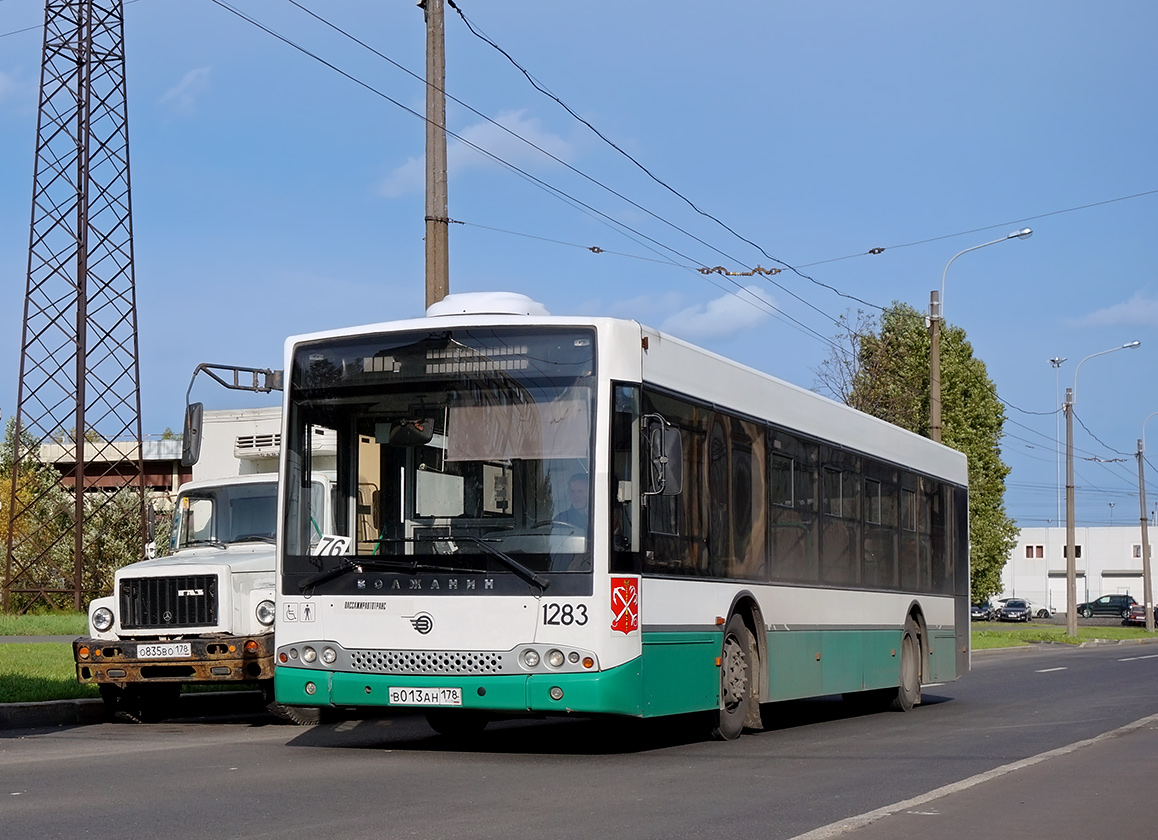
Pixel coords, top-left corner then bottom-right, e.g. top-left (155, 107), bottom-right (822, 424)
top-left (137, 642), bottom-right (192, 659)
top-left (388, 687), bottom-right (462, 707)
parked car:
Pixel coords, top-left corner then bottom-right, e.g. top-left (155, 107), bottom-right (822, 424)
top-left (1125, 603), bottom-right (1156, 626)
top-left (1075, 594), bottom-right (1137, 619)
top-left (1025, 599), bottom-right (1055, 619)
top-left (971, 602), bottom-right (995, 621)
top-left (998, 598), bottom-right (1032, 622)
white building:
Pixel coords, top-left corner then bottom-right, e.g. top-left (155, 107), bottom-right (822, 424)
top-left (1002, 526), bottom-right (1155, 611)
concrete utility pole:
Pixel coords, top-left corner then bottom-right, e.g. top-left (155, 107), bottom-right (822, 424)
top-left (422, 0), bottom-right (450, 309)
top-left (1065, 387), bottom-right (1078, 636)
top-left (1050, 356), bottom-right (1067, 525)
top-left (1136, 437), bottom-right (1154, 632)
top-left (1065, 341), bottom-right (1141, 636)
top-left (929, 291), bottom-right (942, 443)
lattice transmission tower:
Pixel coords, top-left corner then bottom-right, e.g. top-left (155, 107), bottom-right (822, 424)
top-left (3, 0), bottom-right (146, 612)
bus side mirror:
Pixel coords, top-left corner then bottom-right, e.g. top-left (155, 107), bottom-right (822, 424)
top-left (181, 402), bottom-right (204, 467)
top-left (645, 417), bottom-right (682, 497)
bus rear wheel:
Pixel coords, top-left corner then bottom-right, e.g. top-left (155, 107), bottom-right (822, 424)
top-left (711, 614), bottom-right (754, 741)
top-left (890, 617), bottom-right (922, 712)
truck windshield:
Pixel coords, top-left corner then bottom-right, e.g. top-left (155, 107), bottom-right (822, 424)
top-left (282, 326), bottom-right (596, 594)
top-left (173, 481), bottom-right (279, 549)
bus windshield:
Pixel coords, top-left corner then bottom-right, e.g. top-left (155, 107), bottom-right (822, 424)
top-left (282, 326), bottom-right (597, 594)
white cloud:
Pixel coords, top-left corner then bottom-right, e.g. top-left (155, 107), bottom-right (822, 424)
top-left (380, 109), bottom-right (573, 198)
top-left (0, 68), bottom-right (37, 108)
top-left (0, 70), bottom-right (16, 102)
top-left (160, 67), bottom-right (211, 116)
top-left (659, 286), bottom-right (777, 340)
top-left (1069, 290), bottom-right (1158, 328)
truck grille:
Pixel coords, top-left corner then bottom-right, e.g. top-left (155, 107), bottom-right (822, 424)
top-left (119, 574), bottom-right (218, 629)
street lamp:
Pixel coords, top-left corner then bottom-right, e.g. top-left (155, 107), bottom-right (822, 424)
top-left (930, 228), bottom-right (1033, 442)
top-left (1065, 340), bottom-right (1142, 636)
top-left (1136, 410), bottom-right (1158, 632)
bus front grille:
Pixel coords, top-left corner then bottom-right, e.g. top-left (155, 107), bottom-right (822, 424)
top-left (349, 649), bottom-right (508, 675)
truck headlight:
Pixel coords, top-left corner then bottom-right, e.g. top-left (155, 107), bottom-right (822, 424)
top-left (92, 607), bottom-right (114, 633)
top-left (255, 599), bottom-right (276, 627)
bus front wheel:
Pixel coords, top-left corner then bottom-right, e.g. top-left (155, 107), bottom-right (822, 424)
top-left (711, 614), bottom-right (754, 741)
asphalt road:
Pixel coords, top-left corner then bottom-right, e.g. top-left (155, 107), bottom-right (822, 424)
top-left (3, 640), bottom-right (1158, 840)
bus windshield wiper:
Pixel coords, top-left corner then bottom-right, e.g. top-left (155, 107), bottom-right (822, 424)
top-left (433, 535), bottom-right (549, 592)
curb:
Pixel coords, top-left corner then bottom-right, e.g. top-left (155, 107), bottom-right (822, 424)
top-left (0, 690), bottom-right (269, 732)
top-left (0, 697), bottom-right (107, 730)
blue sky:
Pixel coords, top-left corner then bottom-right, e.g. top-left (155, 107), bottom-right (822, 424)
top-left (1, 0), bottom-right (1156, 529)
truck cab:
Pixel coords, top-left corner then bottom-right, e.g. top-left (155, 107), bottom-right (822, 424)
top-left (73, 407), bottom-right (335, 723)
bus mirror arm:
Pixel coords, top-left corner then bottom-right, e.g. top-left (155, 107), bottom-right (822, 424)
top-left (181, 362), bottom-right (283, 467)
top-left (643, 414), bottom-right (683, 498)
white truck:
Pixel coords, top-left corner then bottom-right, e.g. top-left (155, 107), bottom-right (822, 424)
top-left (73, 391), bottom-right (335, 724)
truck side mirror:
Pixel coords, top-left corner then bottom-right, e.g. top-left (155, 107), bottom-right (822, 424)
top-left (181, 402), bottom-right (204, 467)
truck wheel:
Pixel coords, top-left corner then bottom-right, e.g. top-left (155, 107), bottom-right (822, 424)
top-left (271, 703), bottom-right (324, 726)
top-left (102, 684), bottom-right (180, 723)
top-left (261, 680), bottom-right (326, 725)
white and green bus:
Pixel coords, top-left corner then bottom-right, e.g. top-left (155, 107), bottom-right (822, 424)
top-left (274, 292), bottom-right (969, 739)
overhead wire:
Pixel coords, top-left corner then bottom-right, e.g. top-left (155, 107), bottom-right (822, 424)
top-left (12, 0), bottom-right (1147, 489)
top-left (447, 0), bottom-right (885, 315)
top-left (278, 0), bottom-right (852, 348)
top-left (204, 0), bottom-right (845, 351)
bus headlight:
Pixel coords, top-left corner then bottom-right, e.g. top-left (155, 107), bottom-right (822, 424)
top-left (322, 647), bottom-right (337, 664)
top-left (92, 607), bottom-right (114, 633)
top-left (521, 649), bottom-right (540, 668)
top-left (302, 646), bottom-right (317, 663)
top-left (255, 599), bottom-right (276, 627)
top-left (547, 649), bottom-right (565, 668)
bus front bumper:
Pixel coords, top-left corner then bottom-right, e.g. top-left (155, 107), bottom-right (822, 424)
top-left (275, 658), bottom-right (644, 717)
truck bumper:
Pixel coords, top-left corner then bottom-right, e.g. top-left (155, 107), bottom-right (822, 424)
top-left (74, 634), bottom-right (275, 686)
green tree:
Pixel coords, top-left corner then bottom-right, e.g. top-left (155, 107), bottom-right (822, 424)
top-left (815, 302), bottom-right (1018, 601)
top-left (2, 418), bottom-right (147, 612)
top-left (1, 418), bottom-right (74, 612)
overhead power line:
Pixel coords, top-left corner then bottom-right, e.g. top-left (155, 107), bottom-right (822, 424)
top-left (208, 0), bottom-right (847, 352)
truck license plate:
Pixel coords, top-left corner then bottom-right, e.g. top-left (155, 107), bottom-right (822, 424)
top-left (137, 642), bottom-right (192, 659)
top-left (388, 687), bottom-right (462, 706)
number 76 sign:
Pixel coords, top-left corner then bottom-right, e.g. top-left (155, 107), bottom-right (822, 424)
top-left (610, 577), bottom-right (639, 635)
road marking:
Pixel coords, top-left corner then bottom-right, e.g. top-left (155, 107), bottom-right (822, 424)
top-left (1035, 667), bottom-right (1067, 673)
top-left (1118, 655), bottom-right (1158, 661)
top-left (785, 712), bottom-right (1158, 840)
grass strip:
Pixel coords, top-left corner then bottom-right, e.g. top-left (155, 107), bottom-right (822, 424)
top-left (971, 624), bottom-right (1155, 649)
top-left (0, 612), bottom-right (87, 636)
top-left (0, 643), bottom-right (99, 703)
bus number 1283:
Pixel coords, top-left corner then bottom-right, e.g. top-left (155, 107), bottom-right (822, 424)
top-left (543, 603), bottom-right (588, 626)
